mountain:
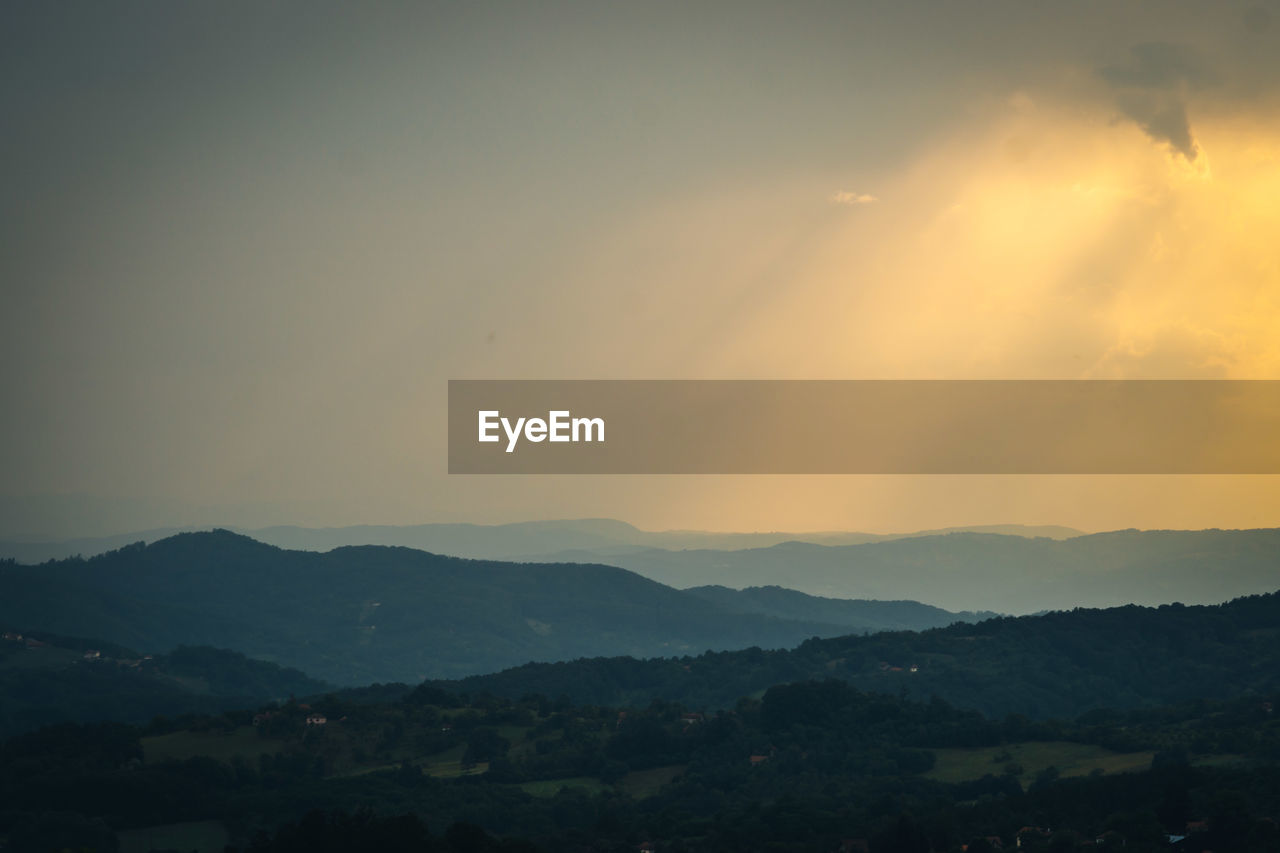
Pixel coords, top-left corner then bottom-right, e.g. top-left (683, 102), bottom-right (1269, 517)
top-left (0, 526), bottom-right (200, 564)
top-left (0, 518), bottom-right (1083, 563)
top-left (246, 520), bottom-right (1083, 558)
top-left (0, 531), bottom-right (974, 686)
top-left (0, 632), bottom-right (328, 737)
top-left (684, 585), bottom-right (999, 632)
top-left (429, 591), bottom-right (1280, 720)
top-left (569, 528), bottom-right (1280, 614)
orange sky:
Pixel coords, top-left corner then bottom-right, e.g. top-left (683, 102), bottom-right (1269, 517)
top-left (2, 2), bottom-right (1278, 537)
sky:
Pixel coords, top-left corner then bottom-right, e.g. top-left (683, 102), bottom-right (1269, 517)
top-left (2, 1), bottom-right (1279, 538)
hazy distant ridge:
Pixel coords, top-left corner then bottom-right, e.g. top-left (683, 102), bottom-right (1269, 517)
top-left (586, 528), bottom-right (1280, 614)
top-left (0, 518), bottom-right (1082, 564)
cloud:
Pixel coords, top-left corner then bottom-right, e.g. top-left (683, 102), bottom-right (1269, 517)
top-left (831, 190), bottom-right (878, 205)
top-left (1113, 94), bottom-right (1198, 160)
top-left (1098, 41), bottom-right (1213, 160)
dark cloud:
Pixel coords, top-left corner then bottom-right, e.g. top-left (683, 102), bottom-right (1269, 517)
top-left (1099, 42), bottom-right (1212, 160)
top-left (1113, 93), bottom-right (1198, 159)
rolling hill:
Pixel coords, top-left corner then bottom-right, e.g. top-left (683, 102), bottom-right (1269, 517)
top-left (428, 591), bottom-right (1280, 720)
top-left (0, 531), bottom-right (977, 685)
top-left (683, 585), bottom-right (999, 631)
top-left (0, 633), bottom-right (328, 737)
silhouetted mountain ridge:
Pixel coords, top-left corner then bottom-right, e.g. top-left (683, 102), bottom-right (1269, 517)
top-left (0, 531), bottom-right (980, 685)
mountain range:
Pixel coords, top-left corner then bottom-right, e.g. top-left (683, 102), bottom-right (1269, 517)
top-left (6, 521), bottom-right (1276, 615)
top-left (556, 528), bottom-right (1280, 613)
top-left (0, 531), bottom-right (986, 685)
top-left (0, 518), bottom-right (1081, 564)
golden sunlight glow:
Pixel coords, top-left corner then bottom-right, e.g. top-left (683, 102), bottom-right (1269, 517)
top-left (700, 99), bottom-right (1280, 382)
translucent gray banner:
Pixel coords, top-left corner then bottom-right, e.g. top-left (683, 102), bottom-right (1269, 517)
top-left (448, 380), bottom-right (1280, 474)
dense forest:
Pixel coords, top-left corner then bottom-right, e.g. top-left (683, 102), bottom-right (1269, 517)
top-left (0, 633), bottom-right (328, 738)
top-left (1, 674), bottom-right (1277, 852)
top-left (5, 591), bottom-right (1280, 742)
top-left (431, 592), bottom-right (1280, 719)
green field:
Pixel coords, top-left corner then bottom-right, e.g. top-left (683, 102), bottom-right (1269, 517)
top-left (424, 760), bottom-right (488, 778)
top-left (495, 724), bottom-right (534, 741)
top-left (415, 743), bottom-right (490, 777)
top-left (517, 764), bottom-right (686, 799)
top-left (926, 741), bottom-right (1154, 787)
top-left (619, 764), bottom-right (686, 798)
top-left (328, 743), bottom-right (490, 779)
top-left (118, 820), bottom-right (229, 853)
top-left (142, 726), bottom-right (283, 765)
top-left (519, 776), bottom-right (608, 797)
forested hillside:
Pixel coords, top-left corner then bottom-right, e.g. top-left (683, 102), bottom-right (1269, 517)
top-left (0, 532), bottom-right (918, 684)
top-left (0, 633), bottom-right (328, 737)
top-left (432, 592), bottom-right (1280, 720)
top-left (683, 585), bottom-right (998, 632)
